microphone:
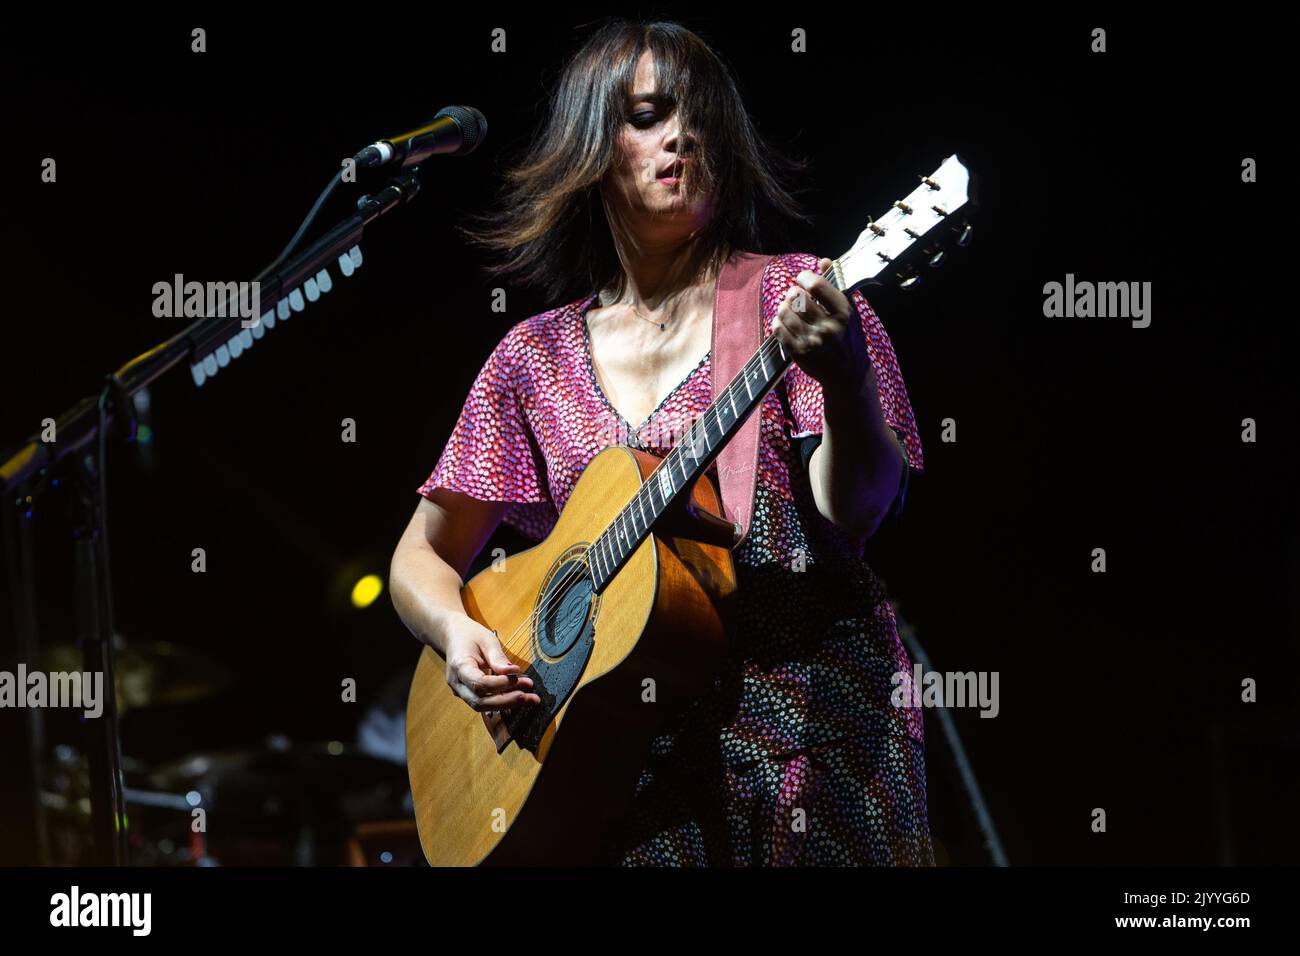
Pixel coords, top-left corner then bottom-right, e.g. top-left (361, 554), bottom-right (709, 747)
top-left (353, 105), bottom-right (487, 170)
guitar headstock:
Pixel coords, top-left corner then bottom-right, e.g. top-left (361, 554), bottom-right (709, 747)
top-left (834, 154), bottom-right (975, 293)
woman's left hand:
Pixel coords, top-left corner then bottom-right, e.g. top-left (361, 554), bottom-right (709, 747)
top-left (774, 257), bottom-right (874, 392)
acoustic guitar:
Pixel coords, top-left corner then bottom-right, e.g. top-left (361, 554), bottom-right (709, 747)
top-left (405, 155), bottom-right (974, 865)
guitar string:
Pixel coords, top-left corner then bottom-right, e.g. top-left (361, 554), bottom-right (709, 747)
top-left (486, 256), bottom-right (851, 671)
top-left (484, 259), bottom-right (846, 674)
top-left (490, 314), bottom-right (798, 662)
top-left (480, 192), bottom-right (958, 705)
top-left (485, 232), bottom-right (917, 684)
top-left (489, 230), bottom-right (919, 665)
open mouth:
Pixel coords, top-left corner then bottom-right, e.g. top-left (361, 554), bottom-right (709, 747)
top-left (656, 160), bottom-right (685, 184)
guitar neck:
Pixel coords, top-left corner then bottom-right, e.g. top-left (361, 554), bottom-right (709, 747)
top-left (583, 154), bottom-right (975, 591)
top-left (587, 263), bottom-right (847, 592)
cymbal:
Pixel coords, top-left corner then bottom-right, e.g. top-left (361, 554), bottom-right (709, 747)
top-left (148, 740), bottom-right (410, 820)
top-left (42, 637), bottom-right (232, 711)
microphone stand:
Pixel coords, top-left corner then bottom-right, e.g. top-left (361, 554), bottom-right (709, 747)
top-left (0, 168), bottom-right (423, 865)
top-left (893, 601), bottom-right (1009, 865)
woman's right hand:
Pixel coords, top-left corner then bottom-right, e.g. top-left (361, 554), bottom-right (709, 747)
top-left (443, 616), bottom-right (542, 714)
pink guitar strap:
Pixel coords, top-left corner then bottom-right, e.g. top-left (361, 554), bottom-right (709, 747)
top-left (710, 250), bottom-right (772, 548)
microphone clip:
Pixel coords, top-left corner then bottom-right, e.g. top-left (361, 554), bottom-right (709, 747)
top-left (356, 168), bottom-right (422, 221)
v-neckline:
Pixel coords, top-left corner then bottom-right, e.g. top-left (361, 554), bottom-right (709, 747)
top-left (578, 292), bottom-right (712, 437)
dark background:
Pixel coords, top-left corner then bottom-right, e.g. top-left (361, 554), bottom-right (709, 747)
top-left (1, 10), bottom-right (1294, 865)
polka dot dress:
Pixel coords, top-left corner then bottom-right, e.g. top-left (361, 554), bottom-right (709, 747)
top-left (418, 252), bottom-right (935, 866)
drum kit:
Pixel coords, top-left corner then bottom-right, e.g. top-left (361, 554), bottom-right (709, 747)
top-left (35, 635), bottom-right (417, 866)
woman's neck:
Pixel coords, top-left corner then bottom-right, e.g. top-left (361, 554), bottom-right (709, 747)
top-left (600, 234), bottom-right (725, 315)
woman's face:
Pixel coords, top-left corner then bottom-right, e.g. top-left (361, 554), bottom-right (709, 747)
top-left (602, 50), bottom-right (714, 245)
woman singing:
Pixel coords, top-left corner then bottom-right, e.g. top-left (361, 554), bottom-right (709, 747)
top-left (390, 19), bottom-right (935, 865)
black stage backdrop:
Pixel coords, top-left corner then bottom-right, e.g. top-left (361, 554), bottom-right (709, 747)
top-left (1, 9), bottom-right (1294, 871)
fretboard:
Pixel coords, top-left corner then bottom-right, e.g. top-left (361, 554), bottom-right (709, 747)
top-left (587, 265), bottom-right (843, 591)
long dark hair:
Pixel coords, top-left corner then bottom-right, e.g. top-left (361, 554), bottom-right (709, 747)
top-left (461, 19), bottom-right (810, 305)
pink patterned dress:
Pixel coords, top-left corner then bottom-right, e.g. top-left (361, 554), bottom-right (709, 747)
top-left (417, 252), bottom-right (935, 865)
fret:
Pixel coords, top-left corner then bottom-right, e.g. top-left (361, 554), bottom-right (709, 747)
top-left (685, 423), bottom-right (703, 461)
top-left (728, 386), bottom-right (739, 419)
top-left (758, 348), bottom-right (769, 378)
top-left (636, 492), bottom-right (648, 528)
top-left (593, 537), bottom-right (608, 582)
top-left (710, 398), bottom-right (723, 431)
top-left (645, 470), bottom-right (661, 510)
top-left (706, 405), bottom-right (721, 439)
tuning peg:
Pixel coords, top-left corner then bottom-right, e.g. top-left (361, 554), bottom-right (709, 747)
top-left (956, 222), bottom-right (974, 247)
top-left (899, 271), bottom-right (922, 291)
top-left (927, 246), bottom-right (947, 268)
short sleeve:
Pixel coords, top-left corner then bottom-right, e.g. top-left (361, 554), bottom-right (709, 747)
top-left (780, 282), bottom-right (925, 475)
top-left (415, 326), bottom-right (554, 537)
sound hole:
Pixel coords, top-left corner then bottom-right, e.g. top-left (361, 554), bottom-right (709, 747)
top-left (536, 559), bottom-right (593, 659)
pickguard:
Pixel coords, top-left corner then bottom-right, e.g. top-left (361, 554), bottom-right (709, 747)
top-left (504, 547), bottom-right (600, 753)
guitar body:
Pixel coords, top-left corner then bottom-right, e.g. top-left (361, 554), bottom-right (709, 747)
top-left (405, 444), bottom-right (736, 866)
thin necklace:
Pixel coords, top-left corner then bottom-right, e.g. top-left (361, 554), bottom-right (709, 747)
top-left (598, 291), bottom-right (681, 332)
top-left (630, 302), bottom-right (676, 332)
top-left (602, 278), bottom-right (713, 332)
